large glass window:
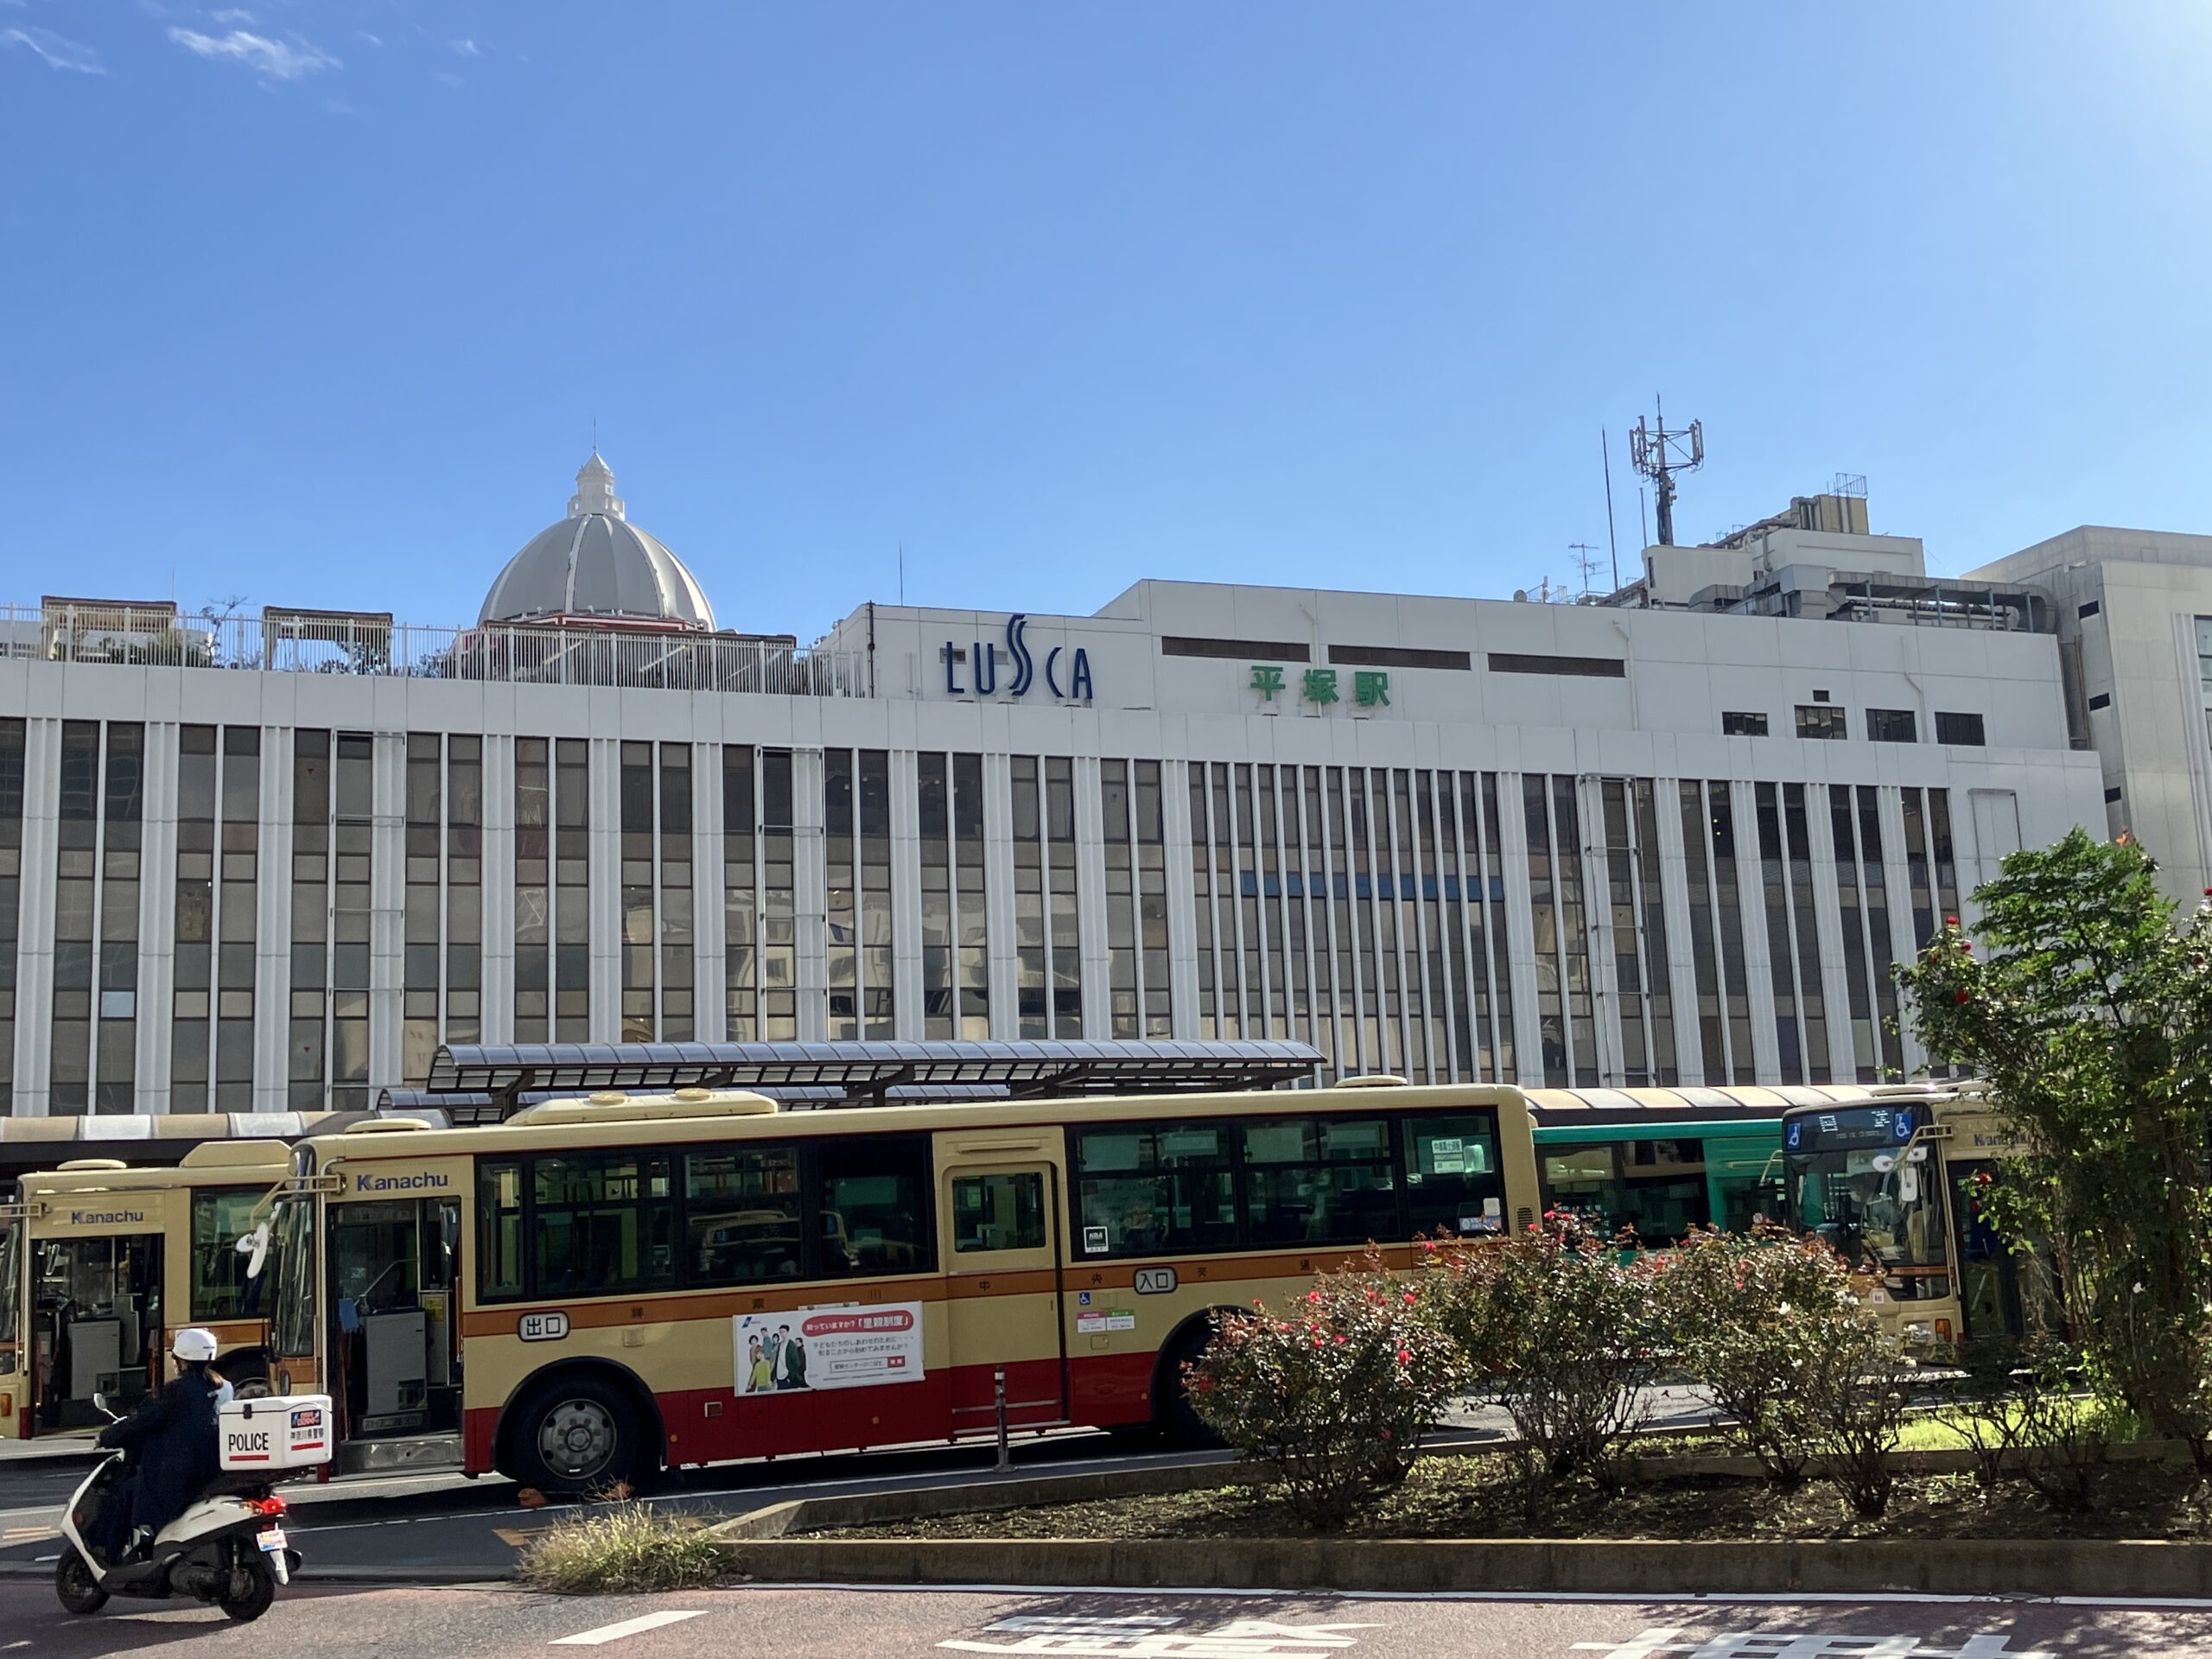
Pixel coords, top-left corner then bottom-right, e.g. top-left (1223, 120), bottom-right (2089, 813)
top-left (1788, 1144), bottom-right (1949, 1299)
top-left (951, 1172), bottom-right (1047, 1254)
top-left (814, 1137), bottom-right (932, 1278)
top-left (1242, 1116), bottom-right (1396, 1247)
top-left (480, 1136), bottom-right (934, 1300)
top-left (1072, 1108), bottom-right (1506, 1257)
top-left (724, 745), bottom-right (760, 1040)
top-left (1539, 1139), bottom-right (1709, 1247)
top-left (532, 1153), bottom-right (677, 1298)
top-left (270, 1190), bottom-right (319, 1358)
top-left (478, 1160), bottom-right (524, 1300)
top-left (686, 1148), bottom-right (802, 1284)
top-left (191, 1188), bottom-right (264, 1321)
top-left (1402, 1113), bottom-right (1506, 1238)
top-left (0, 718), bottom-right (23, 1115)
top-left (1075, 1122), bottom-right (1237, 1257)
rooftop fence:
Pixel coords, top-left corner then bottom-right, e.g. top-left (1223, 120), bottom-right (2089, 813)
top-left (2, 602), bottom-right (868, 696)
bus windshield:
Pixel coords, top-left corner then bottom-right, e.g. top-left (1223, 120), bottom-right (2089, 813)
top-left (1786, 1142), bottom-right (1948, 1298)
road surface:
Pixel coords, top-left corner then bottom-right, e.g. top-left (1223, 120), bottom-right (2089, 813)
top-left (6, 1580), bottom-right (2208, 1658)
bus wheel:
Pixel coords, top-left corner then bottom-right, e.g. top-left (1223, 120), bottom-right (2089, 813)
top-left (512, 1376), bottom-right (641, 1495)
top-left (1155, 1319), bottom-right (1228, 1449)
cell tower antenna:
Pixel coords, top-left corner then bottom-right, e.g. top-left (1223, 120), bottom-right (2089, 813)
top-left (1627, 395), bottom-right (1705, 547)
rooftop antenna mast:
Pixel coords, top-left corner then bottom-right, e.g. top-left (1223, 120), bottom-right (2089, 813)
top-left (1627, 395), bottom-right (1704, 547)
top-left (1568, 543), bottom-right (1605, 601)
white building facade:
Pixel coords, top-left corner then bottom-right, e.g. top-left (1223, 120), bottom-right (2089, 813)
top-left (0, 462), bottom-right (2110, 1116)
top-left (1967, 526), bottom-right (2212, 905)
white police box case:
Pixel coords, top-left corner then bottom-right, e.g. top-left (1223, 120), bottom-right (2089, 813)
top-left (218, 1394), bottom-right (334, 1472)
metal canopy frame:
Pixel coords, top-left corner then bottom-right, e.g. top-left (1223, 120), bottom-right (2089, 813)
top-left (417, 1039), bottom-right (1323, 1119)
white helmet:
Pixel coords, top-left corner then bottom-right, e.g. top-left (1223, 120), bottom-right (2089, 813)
top-left (171, 1327), bottom-right (219, 1363)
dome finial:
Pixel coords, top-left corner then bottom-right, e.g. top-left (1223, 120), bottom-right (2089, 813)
top-left (569, 448), bottom-right (625, 520)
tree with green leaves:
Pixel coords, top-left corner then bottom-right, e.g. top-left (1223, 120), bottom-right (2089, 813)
top-left (1897, 827), bottom-right (2212, 1470)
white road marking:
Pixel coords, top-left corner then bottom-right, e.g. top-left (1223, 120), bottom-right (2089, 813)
top-left (552, 1610), bottom-right (707, 1646)
top-left (944, 1615), bottom-right (1382, 1656)
top-left (1573, 1637), bottom-right (2053, 1659)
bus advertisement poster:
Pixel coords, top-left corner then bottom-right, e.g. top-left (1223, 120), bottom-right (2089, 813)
top-left (733, 1302), bottom-right (925, 1394)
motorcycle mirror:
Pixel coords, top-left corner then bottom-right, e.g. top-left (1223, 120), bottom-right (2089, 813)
top-left (238, 1222), bottom-right (270, 1281)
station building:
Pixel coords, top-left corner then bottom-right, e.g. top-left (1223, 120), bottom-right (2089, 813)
top-left (0, 458), bottom-right (2142, 1116)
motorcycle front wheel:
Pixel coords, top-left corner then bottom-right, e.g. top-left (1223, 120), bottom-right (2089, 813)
top-left (55, 1551), bottom-right (107, 1616)
top-left (217, 1548), bottom-right (276, 1624)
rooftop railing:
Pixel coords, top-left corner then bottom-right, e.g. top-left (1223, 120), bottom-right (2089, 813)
top-left (0, 603), bottom-right (868, 696)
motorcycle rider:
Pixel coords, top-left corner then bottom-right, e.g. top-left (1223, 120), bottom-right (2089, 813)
top-left (92, 1328), bottom-right (225, 1561)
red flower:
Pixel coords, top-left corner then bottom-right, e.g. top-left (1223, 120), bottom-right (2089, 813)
top-left (1334, 1335), bottom-right (1347, 1345)
top-left (1402, 1291), bottom-right (1418, 1304)
top-left (1955, 990), bottom-right (1970, 1005)
top-left (1306, 1289), bottom-right (1323, 1304)
top-left (1395, 1349), bottom-right (1413, 1364)
top-left (1944, 914), bottom-right (1958, 926)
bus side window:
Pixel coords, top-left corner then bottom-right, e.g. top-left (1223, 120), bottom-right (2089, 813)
top-left (477, 1160), bottom-right (524, 1300)
top-left (684, 1147), bottom-right (803, 1287)
top-left (530, 1153), bottom-right (676, 1298)
top-left (810, 1137), bottom-right (934, 1278)
top-left (951, 1173), bottom-right (1046, 1254)
top-left (1402, 1111), bottom-right (1504, 1238)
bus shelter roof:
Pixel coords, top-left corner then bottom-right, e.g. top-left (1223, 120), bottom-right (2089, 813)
top-left (419, 1038), bottom-right (1324, 1116)
top-left (378, 1081), bottom-right (1017, 1125)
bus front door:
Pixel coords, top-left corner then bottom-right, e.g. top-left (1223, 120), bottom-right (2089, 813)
top-left (1950, 1160), bottom-right (2062, 1344)
top-left (327, 1198), bottom-right (464, 1471)
top-left (31, 1232), bottom-right (163, 1431)
top-left (942, 1164), bottom-right (1067, 1436)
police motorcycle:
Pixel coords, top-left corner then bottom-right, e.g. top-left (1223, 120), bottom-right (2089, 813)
top-left (55, 1332), bottom-right (330, 1624)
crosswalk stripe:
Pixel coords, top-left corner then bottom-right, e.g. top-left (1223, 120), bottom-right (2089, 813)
top-left (552, 1610), bottom-right (706, 1646)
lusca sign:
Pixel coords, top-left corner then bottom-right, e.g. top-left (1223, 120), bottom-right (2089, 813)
top-left (942, 613), bottom-right (1095, 703)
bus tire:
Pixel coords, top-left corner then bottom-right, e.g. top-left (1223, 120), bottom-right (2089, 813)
top-left (1154, 1314), bottom-right (1231, 1448)
top-left (506, 1374), bottom-right (646, 1496)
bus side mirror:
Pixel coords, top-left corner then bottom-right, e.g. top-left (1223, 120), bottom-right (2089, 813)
top-left (238, 1224), bottom-right (270, 1281)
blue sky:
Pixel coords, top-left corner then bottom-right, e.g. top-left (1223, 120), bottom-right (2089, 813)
top-left (7, 3), bottom-right (2212, 640)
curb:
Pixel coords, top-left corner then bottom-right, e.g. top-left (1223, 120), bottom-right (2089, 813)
top-left (708, 1535), bottom-right (2212, 1599)
top-left (704, 1442), bottom-right (2212, 1600)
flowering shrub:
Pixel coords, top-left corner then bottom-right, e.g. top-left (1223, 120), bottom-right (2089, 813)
top-left (1425, 1215), bottom-right (1665, 1499)
top-left (1666, 1224), bottom-right (1860, 1486)
top-left (1798, 1311), bottom-right (1915, 1519)
top-left (1185, 1247), bottom-right (1457, 1529)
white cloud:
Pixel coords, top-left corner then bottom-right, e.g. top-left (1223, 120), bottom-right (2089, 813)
top-left (211, 7), bottom-right (253, 22)
top-left (168, 26), bottom-right (337, 79)
top-left (431, 69), bottom-right (462, 88)
top-left (448, 38), bottom-right (480, 57)
top-left (1, 25), bottom-right (105, 73)
top-left (353, 30), bottom-right (380, 48)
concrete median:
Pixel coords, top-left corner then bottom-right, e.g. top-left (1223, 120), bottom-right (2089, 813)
top-left (709, 1532), bottom-right (2212, 1599)
top-left (704, 1447), bottom-right (2212, 1598)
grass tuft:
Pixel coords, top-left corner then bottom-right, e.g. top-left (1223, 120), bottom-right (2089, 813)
top-left (516, 1499), bottom-right (725, 1595)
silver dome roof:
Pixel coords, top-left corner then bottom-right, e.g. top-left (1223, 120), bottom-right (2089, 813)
top-left (479, 453), bottom-right (716, 630)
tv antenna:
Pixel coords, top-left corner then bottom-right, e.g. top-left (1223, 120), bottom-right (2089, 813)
top-left (1627, 396), bottom-right (1704, 547)
top-left (1569, 543), bottom-right (1605, 600)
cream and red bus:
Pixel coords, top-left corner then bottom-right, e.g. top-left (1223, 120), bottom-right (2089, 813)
top-left (1778, 1082), bottom-right (2055, 1349)
top-left (0, 1141), bottom-right (291, 1438)
top-left (257, 1077), bottom-right (1541, 1486)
